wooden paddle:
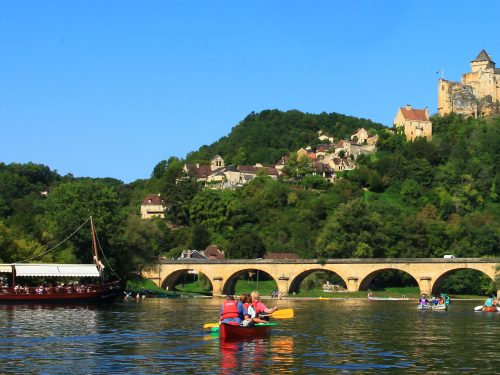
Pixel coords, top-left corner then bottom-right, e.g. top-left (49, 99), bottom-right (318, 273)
top-left (260, 308), bottom-right (294, 319)
top-left (203, 308), bottom-right (294, 328)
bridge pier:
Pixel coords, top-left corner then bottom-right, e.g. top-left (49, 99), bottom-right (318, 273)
top-left (277, 278), bottom-right (289, 297)
top-left (419, 277), bottom-right (432, 296)
top-left (212, 277), bottom-right (224, 297)
top-left (347, 277), bottom-right (359, 292)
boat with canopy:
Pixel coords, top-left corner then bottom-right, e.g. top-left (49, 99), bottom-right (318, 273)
top-left (0, 217), bottom-right (120, 304)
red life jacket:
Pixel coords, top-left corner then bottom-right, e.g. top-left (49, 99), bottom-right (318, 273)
top-left (221, 300), bottom-right (239, 320)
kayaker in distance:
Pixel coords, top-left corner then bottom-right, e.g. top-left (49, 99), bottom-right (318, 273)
top-left (484, 295), bottom-right (498, 308)
top-left (419, 294), bottom-right (429, 306)
top-left (219, 295), bottom-right (249, 325)
top-left (251, 290), bottom-right (277, 320)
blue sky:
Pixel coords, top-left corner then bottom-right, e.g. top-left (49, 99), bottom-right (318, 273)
top-left (1, 1), bottom-right (498, 182)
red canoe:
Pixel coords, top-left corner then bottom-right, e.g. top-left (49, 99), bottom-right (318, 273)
top-left (219, 322), bottom-right (276, 340)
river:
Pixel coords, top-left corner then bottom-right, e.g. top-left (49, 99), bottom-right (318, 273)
top-left (0, 298), bottom-right (498, 374)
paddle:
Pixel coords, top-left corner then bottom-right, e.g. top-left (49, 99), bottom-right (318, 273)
top-left (260, 308), bottom-right (294, 319)
top-left (203, 308), bottom-right (294, 329)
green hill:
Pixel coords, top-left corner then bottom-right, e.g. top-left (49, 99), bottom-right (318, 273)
top-left (185, 109), bottom-right (385, 165)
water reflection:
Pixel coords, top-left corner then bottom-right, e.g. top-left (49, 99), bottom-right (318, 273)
top-left (0, 299), bottom-right (498, 374)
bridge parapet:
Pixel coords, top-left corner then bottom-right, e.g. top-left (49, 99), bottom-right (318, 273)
top-left (157, 257), bottom-right (497, 265)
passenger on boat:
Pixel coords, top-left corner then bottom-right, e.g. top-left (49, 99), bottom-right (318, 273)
top-left (220, 295), bottom-right (249, 325)
top-left (419, 294), bottom-right (429, 305)
top-left (251, 291), bottom-right (277, 319)
top-left (484, 295), bottom-right (496, 307)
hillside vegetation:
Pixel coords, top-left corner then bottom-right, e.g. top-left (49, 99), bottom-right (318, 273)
top-left (1, 111), bottom-right (498, 294)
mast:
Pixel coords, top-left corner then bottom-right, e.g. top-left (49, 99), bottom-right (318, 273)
top-left (90, 216), bottom-right (102, 278)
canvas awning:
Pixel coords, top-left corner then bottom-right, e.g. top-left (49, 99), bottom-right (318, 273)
top-left (12, 264), bottom-right (100, 277)
top-left (0, 264), bottom-right (13, 273)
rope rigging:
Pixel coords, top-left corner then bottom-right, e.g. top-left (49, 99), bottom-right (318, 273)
top-left (21, 217), bottom-right (91, 263)
top-left (20, 217), bottom-right (121, 281)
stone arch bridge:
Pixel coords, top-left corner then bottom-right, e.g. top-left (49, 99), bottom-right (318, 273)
top-left (142, 258), bottom-right (499, 297)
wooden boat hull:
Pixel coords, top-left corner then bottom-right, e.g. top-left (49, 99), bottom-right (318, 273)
top-left (219, 323), bottom-right (274, 340)
top-left (0, 284), bottom-right (120, 304)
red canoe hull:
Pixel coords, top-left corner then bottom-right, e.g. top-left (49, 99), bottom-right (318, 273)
top-left (219, 323), bottom-right (272, 340)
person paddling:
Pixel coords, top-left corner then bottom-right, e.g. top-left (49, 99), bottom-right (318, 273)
top-left (251, 290), bottom-right (277, 320)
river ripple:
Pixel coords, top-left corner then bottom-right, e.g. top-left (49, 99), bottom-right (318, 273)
top-left (0, 298), bottom-right (498, 374)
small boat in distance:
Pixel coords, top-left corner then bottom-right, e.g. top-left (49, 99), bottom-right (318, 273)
top-left (0, 217), bottom-right (120, 304)
top-left (368, 296), bottom-right (410, 301)
top-left (417, 303), bottom-right (447, 311)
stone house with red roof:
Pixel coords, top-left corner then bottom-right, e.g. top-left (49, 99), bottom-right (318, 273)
top-left (394, 105), bottom-right (432, 141)
top-left (141, 194), bottom-right (166, 219)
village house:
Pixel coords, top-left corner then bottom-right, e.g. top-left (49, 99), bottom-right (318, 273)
top-left (141, 194), bottom-right (165, 219)
top-left (330, 157), bottom-right (354, 172)
top-left (312, 161), bottom-right (336, 181)
top-left (351, 128), bottom-right (369, 144)
top-left (315, 144), bottom-right (334, 159)
top-left (317, 130), bottom-right (334, 143)
top-left (203, 245), bottom-right (225, 259)
top-left (180, 245), bottom-right (225, 260)
top-left (274, 155), bottom-right (289, 171)
top-left (394, 105), bottom-right (432, 141)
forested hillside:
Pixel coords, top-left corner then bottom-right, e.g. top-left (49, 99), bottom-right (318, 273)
top-left (1, 111), bottom-right (498, 294)
top-left (185, 109), bottom-right (385, 165)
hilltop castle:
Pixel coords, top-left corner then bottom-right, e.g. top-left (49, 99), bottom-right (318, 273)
top-left (438, 49), bottom-right (500, 117)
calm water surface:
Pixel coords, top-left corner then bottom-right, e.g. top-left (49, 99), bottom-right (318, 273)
top-left (0, 298), bottom-right (498, 374)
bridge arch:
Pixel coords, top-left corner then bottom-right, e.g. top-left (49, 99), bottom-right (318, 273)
top-left (289, 268), bottom-right (347, 294)
top-left (358, 267), bottom-right (420, 292)
top-left (431, 267), bottom-right (495, 295)
top-left (223, 268), bottom-right (278, 296)
top-left (160, 268), bottom-right (214, 293)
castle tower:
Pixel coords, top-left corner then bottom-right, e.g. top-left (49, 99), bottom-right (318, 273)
top-left (470, 49), bottom-right (495, 73)
top-left (438, 49), bottom-right (500, 117)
